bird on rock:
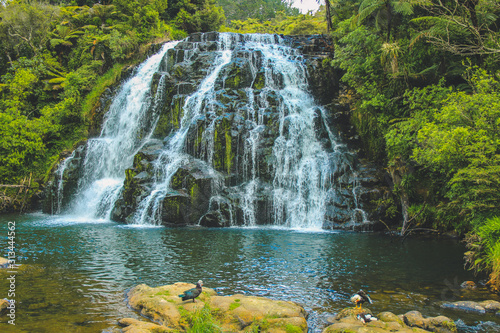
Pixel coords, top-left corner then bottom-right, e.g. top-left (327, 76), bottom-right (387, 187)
top-left (350, 290), bottom-right (372, 309)
top-left (179, 280), bottom-right (203, 302)
top-left (357, 313), bottom-right (377, 323)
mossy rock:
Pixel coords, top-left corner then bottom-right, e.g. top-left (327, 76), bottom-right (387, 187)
top-left (324, 308), bottom-right (454, 333)
top-left (125, 283), bottom-right (307, 332)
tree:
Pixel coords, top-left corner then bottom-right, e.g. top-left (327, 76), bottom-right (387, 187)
top-left (175, 0), bottom-right (225, 33)
top-left (412, 69), bottom-right (500, 226)
top-left (412, 0), bottom-right (500, 59)
top-left (219, 0), bottom-right (299, 23)
top-left (354, 0), bottom-right (430, 41)
top-left (0, 1), bottom-right (60, 57)
top-left (301, 0), bottom-right (334, 32)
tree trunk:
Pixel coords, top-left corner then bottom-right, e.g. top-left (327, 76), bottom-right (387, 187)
top-left (465, 0), bottom-right (479, 30)
top-left (325, 0), bottom-right (333, 32)
top-left (386, 1), bottom-right (392, 42)
top-left (388, 158), bottom-right (410, 236)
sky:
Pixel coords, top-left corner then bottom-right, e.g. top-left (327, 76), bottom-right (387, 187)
top-left (291, 0), bottom-right (321, 14)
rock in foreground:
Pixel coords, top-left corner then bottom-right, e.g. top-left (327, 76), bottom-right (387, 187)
top-left (123, 282), bottom-right (308, 332)
top-left (440, 300), bottom-right (500, 314)
top-left (323, 308), bottom-right (456, 333)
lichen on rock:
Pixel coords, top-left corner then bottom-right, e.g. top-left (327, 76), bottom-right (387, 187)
top-left (124, 282), bottom-right (308, 332)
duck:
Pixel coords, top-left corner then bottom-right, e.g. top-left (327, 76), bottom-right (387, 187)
top-left (179, 280), bottom-right (203, 302)
top-left (350, 289), bottom-right (372, 309)
top-left (357, 313), bottom-right (378, 323)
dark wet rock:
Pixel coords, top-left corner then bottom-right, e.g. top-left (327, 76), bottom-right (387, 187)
top-left (42, 142), bottom-right (87, 214)
top-left (460, 281), bottom-right (477, 289)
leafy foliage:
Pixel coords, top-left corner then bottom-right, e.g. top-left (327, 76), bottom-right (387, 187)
top-left (0, 0), bottom-right (226, 187)
top-left (465, 216), bottom-right (500, 291)
top-left (221, 9), bottom-right (327, 35)
top-left (217, 0), bottom-right (299, 24)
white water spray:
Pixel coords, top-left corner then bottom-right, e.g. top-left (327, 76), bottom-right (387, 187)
top-left (68, 41), bottom-right (179, 219)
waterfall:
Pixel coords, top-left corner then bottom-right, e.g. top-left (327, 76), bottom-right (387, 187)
top-left (52, 150), bottom-right (76, 215)
top-left (67, 41), bottom-right (179, 219)
top-left (54, 32), bottom-right (371, 229)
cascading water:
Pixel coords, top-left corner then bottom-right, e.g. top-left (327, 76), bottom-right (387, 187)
top-left (52, 150), bottom-right (76, 215)
top-left (66, 41), bottom-right (179, 219)
top-left (52, 32), bottom-right (372, 229)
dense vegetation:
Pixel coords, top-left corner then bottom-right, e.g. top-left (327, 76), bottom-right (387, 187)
top-left (0, 0), bottom-right (225, 208)
top-left (327, 0), bottom-right (500, 291)
top-left (1, 0), bottom-right (500, 290)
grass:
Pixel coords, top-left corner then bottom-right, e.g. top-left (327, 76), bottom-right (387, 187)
top-left (178, 304), bottom-right (222, 333)
top-left (229, 300), bottom-right (241, 311)
top-left (81, 63), bottom-right (126, 122)
top-left (154, 290), bottom-right (171, 297)
top-left (467, 216), bottom-right (500, 291)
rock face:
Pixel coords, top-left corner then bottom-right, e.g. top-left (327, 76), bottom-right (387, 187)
top-left (323, 308), bottom-right (456, 333)
top-left (42, 143), bottom-right (87, 214)
top-left (124, 282), bottom-right (308, 332)
top-left (44, 32), bottom-right (384, 229)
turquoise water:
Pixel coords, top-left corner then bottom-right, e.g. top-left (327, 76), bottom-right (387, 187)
top-left (0, 213), bottom-right (499, 332)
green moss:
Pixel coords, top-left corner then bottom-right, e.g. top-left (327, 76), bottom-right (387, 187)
top-left (225, 67), bottom-right (242, 89)
top-left (225, 130), bottom-right (233, 174)
top-left (132, 152), bottom-right (148, 173)
top-left (285, 324), bottom-right (303, 333)
top-left (190, 183), bottom-right (200, 203)
top-left (82, 63), bottom-right (125, 122)
top-left (174, 65), bottom-right (184, 79)
top-left (171, 97), bottom-right (185, 129)
top-left (170, 169), bottom-right (188, 189)
top-left (441, 320), bottom-right (457, 331)
top-left (248, 318), bottom-right (271, 332)
top-left (164, 197), bottom-right (181, 216)
top-left (228, 301), bottom-right (241, 311)
top-left (223, 117), bottom-right (235, 174)
top-left (154, 290), bottom-right (171, 297)
top-left (213, 126), bottom-right (223, 171)
top-left (252, 71), bottom-right (266, 90)
top-left (195, 125), bottom-right (204, 149)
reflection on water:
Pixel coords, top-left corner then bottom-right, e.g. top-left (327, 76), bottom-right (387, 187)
top-left (0, 213), bottom-right (499, 332)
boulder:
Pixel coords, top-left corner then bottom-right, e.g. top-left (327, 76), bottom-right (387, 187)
top-left (323, 308), bottom-right (456, 333)
top-left (460, 281), bottom-right (476, 289)
top-left (118, 318), bottom-right (174, 332)
top-left (478, 300), bottom-right (500, 313)
top-left (0, 257), bottom-right (9, 269)
top-left (0, 299), bottom-right (9, 315)
top-left (125, 282), bottom-right (307, 332)
top-left (440, 300), bottom-right (486, 314)
top-left (403, 311), bottom-right (457, 333)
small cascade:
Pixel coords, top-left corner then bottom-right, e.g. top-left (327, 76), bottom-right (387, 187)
top-left (50, 32), bottom-right (375, 229)
top-left (52, 151), bottom-right (76, 214)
